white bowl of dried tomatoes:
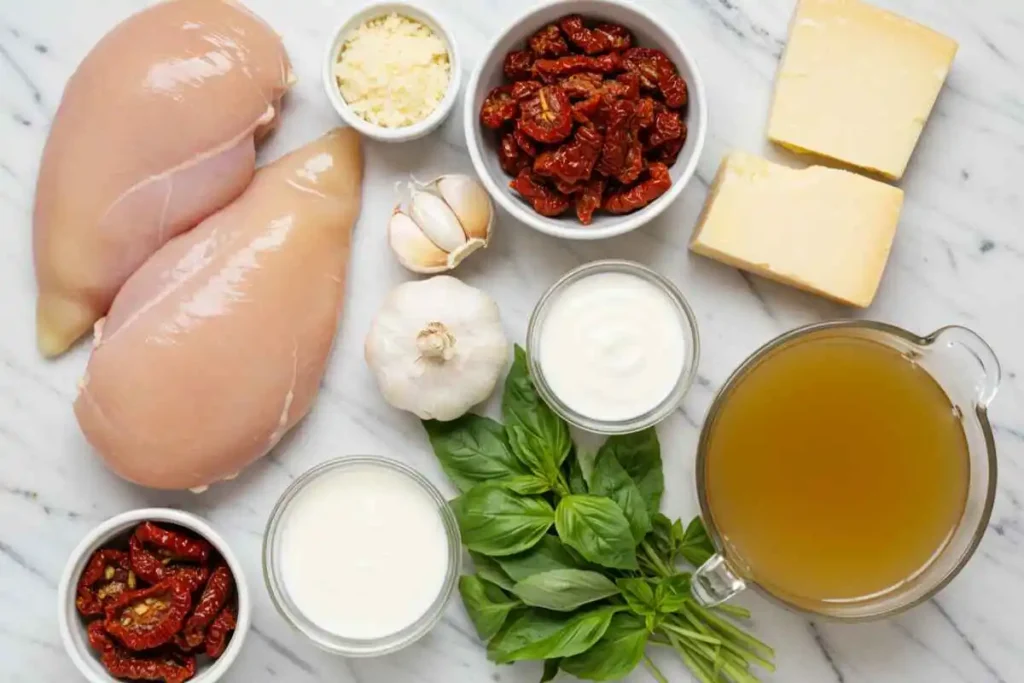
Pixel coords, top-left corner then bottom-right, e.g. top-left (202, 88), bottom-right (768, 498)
top-left (57, 509), bottom-right (249, 683)
top-left (464, 0), bottom-right (707, 239)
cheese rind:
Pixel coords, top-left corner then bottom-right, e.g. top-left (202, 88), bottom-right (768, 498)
top-left (768, 0), bottom-right (957, 180)
top-left (689, 152), bottom-right (904, 308)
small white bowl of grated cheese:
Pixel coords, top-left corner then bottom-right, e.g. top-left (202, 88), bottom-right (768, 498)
top-left (324, 3), bottom-right (461, 142)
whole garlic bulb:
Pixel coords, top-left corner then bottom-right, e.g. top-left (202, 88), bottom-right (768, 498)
top-left (365, 276), bottom-right (509, 421)
top-left (389, 174), bottom-right (494, 274)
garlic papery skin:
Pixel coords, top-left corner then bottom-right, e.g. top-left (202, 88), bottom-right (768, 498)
top-left (410, 187), bottom-right (467, 252)
top-left (365, 276), bottom-right (509, 421)
top-left (436, 174), bottom-right (493, 241)
top-left (389, 174), bottom-right (494, 274)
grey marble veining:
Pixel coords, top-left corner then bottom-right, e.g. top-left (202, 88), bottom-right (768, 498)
top-left (0, 0), bottom-right (1022, 681)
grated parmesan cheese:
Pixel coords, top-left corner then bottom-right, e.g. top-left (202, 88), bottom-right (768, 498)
top-left (334, 13), bottom-right (451, 128)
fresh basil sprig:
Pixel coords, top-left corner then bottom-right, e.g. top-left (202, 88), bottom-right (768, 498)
top-left (422, 345), bottom-right (775, 682)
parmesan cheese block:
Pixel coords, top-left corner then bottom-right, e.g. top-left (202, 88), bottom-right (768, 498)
top-left (768, 0), bottom-right (957, 180)
top-left (689, 152), bottom-right (904, 308)
top-left (335, 13), bottom-right (451, 128)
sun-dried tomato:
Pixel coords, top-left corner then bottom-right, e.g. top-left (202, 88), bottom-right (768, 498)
top-left (534, 125), bottom-right (604, 185)
top-left (204, 605), bottom-right (237, 659)
top-left (553, 178), bottom-right (585, 195)
top-left (648, 108), bottom-right (685, 148)
top-left (529, 23), bottom-right (569, 57)
top-left (104, 579), bottom-right (192, 651)
top-left (576, 177), bottom-right (606, 225)
top-left (499, 133), bottom-right (528, 175)
top-left (621, 47), bottom-right (661, 90)
top-left (76, 550), bottom-right (136, 617)
top-left (559, 72), bottom-right (603, 100)
top-left (87, 620), bottom-right (116, 655)
top-left (595, 99), bottom-right (634, 178)
top-left (534, 53), bottom-right (622, 80)
top-left (650, 136), bottom-right (685, 166)
top-left (604, 162), bottom-right (672, 213)
top-left (510, 169), bottom-right (571, 216)
top-left (513, 120), bottom-right (539, 157)
top-left (480, 85), bottom-right (518, 129)
top-left (558, 16), bottom-right (634, 55)
top-left (572, 93), bottom-right (603, 124)
top-left (594, 23), bottom-right (632, 51)
top-left (135, 522), bottom-right (211, 564)
top-left (559, 15), bottom-right (609, 55)
top-left (180, 566), bottom-right (233, 649)
top-left (511, 80), bottom-right (543, 101)
top-left (635, 97), bottom-right (657, 129)
top-left (622, 48), bottom-right (687, 108)
top-left (102, 649), bottom-right (197, 683)
top-left (602, 71), bottom-right (641, 101)
top-left (518, 85), bottom-right (573, 143)
top-left (504, 50), bottom-right (535, 81)
top-left (618, 141), bottom-right (645, 185)
top-left (171, 566), bottom-right (210, 594)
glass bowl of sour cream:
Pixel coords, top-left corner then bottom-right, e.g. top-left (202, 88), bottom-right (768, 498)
top-left (527, 260), bottom-right (700, 434)
top-left (262, 456), bottom-right (460, 656)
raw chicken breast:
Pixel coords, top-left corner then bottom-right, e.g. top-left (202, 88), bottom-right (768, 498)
top-left (74, 129), bottom-right (363, 490)
top-left (34, 0), bottom-right (292, 357)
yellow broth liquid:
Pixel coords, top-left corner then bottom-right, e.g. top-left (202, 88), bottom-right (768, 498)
top-left (704, 333), bottom-right (969, 605)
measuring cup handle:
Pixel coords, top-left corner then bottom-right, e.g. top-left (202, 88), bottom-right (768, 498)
top-left (929, 326), bottom-right (1001, 407)
top-left (691, 554), bottom-right (746, 607)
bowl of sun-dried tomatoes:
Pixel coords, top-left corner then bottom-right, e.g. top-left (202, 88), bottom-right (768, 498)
top-left (464, 0), bottom-right (706, 239)
top-left (58, 509), bottom-right (249, 683)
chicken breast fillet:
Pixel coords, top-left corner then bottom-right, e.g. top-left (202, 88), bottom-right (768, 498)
top-left (74, 129), bottom-right (363, 491)
top-left (34, 0), bottom-right (292, 356)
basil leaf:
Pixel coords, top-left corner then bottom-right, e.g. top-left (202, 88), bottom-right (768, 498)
top-left (502, 474), bottom-right (553, 495)
top-left (454, 484), bottom-right (554, 556)
top-left (566, 454), bottom-right (588, 495)
top-left (497, 535), bottom-right (580, 582)
top-left (617, 578), bottom-right (657, 617)
top-left (424, 416), bottom-right (528, 493)
top-left (596, 428), bottom-right (663, 515)
top-left (459, 575), bottom-right (520, 641)
top-left (679, 517), bottom-right (715, 568)
top-left (540, 659), bottom-right (561, 682)
top-left (560, 613), bottom-right (649, 681)
top-left (508, 425), bottom-right (561, 486)
top-left (647, 512), bottom-right (677, 562)
top-left (488, 606), bottom-right (622, 663)
top-left (555, 495), bottom-right (638, 570)
top-left (654, 574), bottom-right (691, 615)
top-left (512, 569), bottom-right (619, 612)
top-left (589, 449), bottom-right (652, 544)
top-left (470, 552), bottom-right (516, 592)
top-left (503, 346), bottom-right (571, 471)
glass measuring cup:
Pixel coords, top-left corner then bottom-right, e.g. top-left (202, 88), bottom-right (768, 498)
top-left (692, 321), bottom-right (1000, 621)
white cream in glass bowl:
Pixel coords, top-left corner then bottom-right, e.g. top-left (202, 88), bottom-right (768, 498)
top-left (528, 260), bottom-right (700, 434)
top-left (263, 456), bottom-right (460, 656)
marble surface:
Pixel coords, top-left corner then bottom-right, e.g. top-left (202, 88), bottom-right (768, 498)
top-left (1, 0), bottom-right (1022, 681)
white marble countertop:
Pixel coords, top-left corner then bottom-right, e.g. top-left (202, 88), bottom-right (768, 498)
top-left (1, 0), bottom-right (1023, 681)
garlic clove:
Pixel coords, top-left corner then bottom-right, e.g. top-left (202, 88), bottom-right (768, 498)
top-left (410, 187), bottom-right (468, 252)
top-left (436, 174), bottom-right (493, 242)
top-left (389, 210), bottom-right (451, 274)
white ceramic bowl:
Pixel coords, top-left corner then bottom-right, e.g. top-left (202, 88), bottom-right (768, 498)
top-left (57, 509), bottom-right (250, 683)
top-left (464, 0), bottom-right (707, 240)
top-left (323, 2), bottom-right (462, 142)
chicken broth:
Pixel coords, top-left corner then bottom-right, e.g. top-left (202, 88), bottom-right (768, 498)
top-left (704, 332), bottom-right (969, 605)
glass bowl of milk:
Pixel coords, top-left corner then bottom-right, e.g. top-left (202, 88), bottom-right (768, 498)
top-left (262, 456), bottom-right (461, 656)
top-left (528, 259), bottom-right (700, 434)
